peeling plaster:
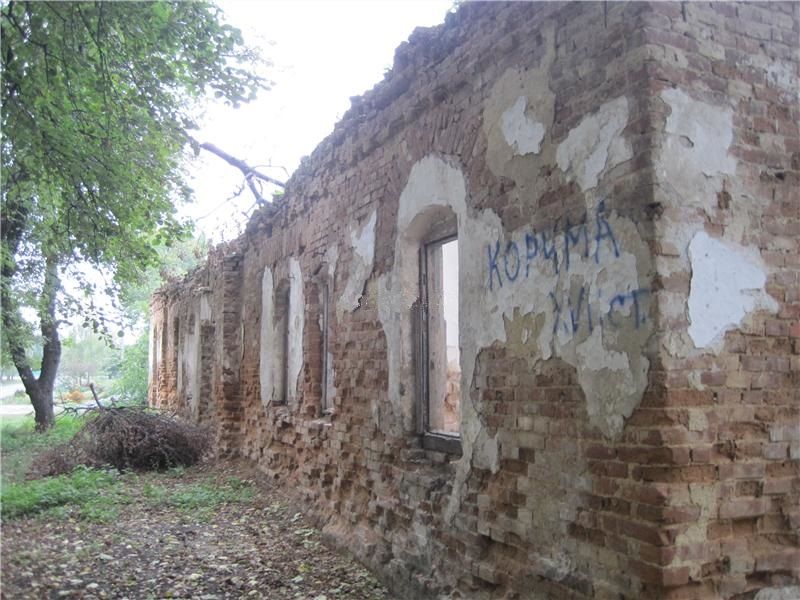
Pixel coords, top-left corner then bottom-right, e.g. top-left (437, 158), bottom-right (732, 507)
top-left (674, 482), bottom-right (718, 581)
top-left (155, 326), bottom-right (162, 364)
top-left (688, 231), bottom-right (777, 349)
top-left (376, 155), bottom-right (653, 528)
top-left (186, 310), bottom-right (199, 417)
top-left (175, 299), bottom-right (204, 419)
top-left (662, 88), bottom-right (736, 183)
top-left (321, 243), bottom-right (338, 406)
top-left (288, 258), bottom-right (305, 406)
top-left (742, 51), bottom-right (799, 99)
top-left (482, 23), bottom-right (556, 198)
top-left (259, 268), bottom-right (276, 408)
top-left (500, 96), bottom-right (545, 156)
top-left (340, 210), bottom-right (376, 314)
top-left (323, 243), bottom-right (339, 283)
top-left (688, 409), bottom-right (708, 432)
top-left (556, 96), bottom-right (632, 192)
top-left (653, 88), bottom-right (743, 358)
top-left (199, 294), bottom-right (212, 322)
top-left (754, 587), bottom-right (800, 600)
top-left (325, 347), bottom-right (336, 407)
top-left (657, 88), bottom-right (736, 250)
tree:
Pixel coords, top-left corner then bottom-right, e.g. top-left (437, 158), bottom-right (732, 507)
top-left (108, 332), bottom-right (149, 406)
top-left (58, 326), bottom-right (117, 389)
top-left (1, 1), bottom-right (265, 429)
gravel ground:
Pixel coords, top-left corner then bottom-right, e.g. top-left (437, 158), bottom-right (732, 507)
top-left (1, 462), bottom-right (391, 600)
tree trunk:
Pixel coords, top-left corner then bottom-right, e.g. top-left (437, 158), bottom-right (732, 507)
top-left (32, 254), bottom-right (62, 430)
top-left (2, 180), bottom-right (61, 431)
top-left (29, 386), bottom-right (55, 431)
top-left (0, 249), bottom-right (61, 431)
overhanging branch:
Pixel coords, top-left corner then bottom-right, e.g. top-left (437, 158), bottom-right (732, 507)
top-left (185, 134), bottom-right (286, 206)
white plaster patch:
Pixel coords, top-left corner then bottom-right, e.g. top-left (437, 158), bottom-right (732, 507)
top-left (155, 325), bottom-right (162, 365)
top-left (688, 409), bottom-right (708, 432)
top-left (177, 334), bottom-right (184, 397)
top-left (766, 62), bottom-right (798, 96)
top-left (500, 96), bottom-right (545, 156)
top-left (325, 348), bottom-right (336, 407)
top-left (319, 245), bottom-right (338, 408)
top-left (556, 96), bottom-right (632, 191)
top-left (754, 588), bottom-right (800, 600)
top-left (688, 231), bottom-right (777, 349)
top-left (675, 483), bottom-right (718, 548)
top-left (576, 328), bottom-right (629, 371)
top-left (741, 51), bottom-right (799, 99)
top-left (662, 88), bottom-right (736, 180)
top-left (482, 24), bottom-right (556, 187)
top-left (199, 294), bottom-right (212, 322)
top-left (287, 258), bottom-right (305, 406)
top-left (185, 311), bottom-right (199, 417)
top-left (323, 243), bottom-right (339, 282)
top-left (657, 89), bottom-right (736, 239)
top-left (259, 268), bottom-right (276, 408)
top-left (340, 211), bottom-right (376, 313)
top-left (653, 89), bottom-right (740, 358)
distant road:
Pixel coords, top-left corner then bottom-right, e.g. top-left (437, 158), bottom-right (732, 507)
top-left (0, 379), bottom-right (25, 400)
top-left (0, 404), bottom-right (34, 416)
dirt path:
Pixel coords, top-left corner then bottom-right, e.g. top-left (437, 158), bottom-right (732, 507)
top-left (1, 462), bottom-right (390, 599)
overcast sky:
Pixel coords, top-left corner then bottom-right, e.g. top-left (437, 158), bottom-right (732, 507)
top-left (184, 0), bottom-right (452, 241)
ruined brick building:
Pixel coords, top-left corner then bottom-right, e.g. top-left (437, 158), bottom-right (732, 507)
top-left (150, 2), bottom-right (799, 598)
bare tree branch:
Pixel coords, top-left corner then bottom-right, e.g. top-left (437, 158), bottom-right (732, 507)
top-left (185, 134), bottom-right (286, 205)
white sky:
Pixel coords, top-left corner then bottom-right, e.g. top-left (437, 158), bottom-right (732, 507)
top-left (5, 1), bottom-right (454, 364)
top-left (184, 0), bottom-right (452, 240)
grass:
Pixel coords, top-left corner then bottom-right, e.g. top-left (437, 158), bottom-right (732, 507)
top-left (142, 475), bottom-right (254, 520)
top-left (1, 466), bottom-right (123, 520)
top-left (166, 477), bottom-right (253, 509)
top-left (0, 413), bottom-right (32, 427)
top-left (0, 414), bottom-right (123, 521)
top-left (0, 413), bottom-right (253, 524)
top-left (1, 414), bottom-right (86, 486)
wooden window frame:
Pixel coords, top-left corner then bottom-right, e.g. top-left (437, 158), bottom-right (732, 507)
top-left (417, 233), bottom-right (462, 456)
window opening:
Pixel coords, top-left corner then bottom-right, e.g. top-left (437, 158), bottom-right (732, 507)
top-left (420, 235), bottom-right (461, 442)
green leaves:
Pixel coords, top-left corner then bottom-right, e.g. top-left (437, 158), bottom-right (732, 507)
top-left (2, 0), bottom-right (263, 281)
top-left (1, 1), bottom-right (263, 382)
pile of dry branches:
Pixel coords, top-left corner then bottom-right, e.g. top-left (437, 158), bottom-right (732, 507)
top-left (31, 406), bottom-right (210, 477)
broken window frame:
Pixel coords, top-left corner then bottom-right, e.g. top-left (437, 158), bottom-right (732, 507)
top-left (417, 232), bottom-right (462, 456)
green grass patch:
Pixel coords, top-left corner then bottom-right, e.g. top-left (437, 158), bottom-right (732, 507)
top-left (1, 414), bottom-right (85, 452)
top-left (168, 478), bottom-right (254, 510)
top-left (0, 413), bottom-right (33, 427)
top-left (143, 476), bottom-right (254, 512)
top-left (1, 414), bottom-right (86, 486)
top-left (1, 466), bottom-right (121, 519)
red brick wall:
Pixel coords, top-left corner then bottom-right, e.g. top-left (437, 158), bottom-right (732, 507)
top-left (151, 3), bottom-right (799, 598)
top-left (641, 3), bottom-right (799, 598)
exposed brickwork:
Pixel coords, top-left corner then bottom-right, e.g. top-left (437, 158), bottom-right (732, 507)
top-left (151, 3), bottom-right (799, 598)
top-left (641, 2), bottom-right (800, 597)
